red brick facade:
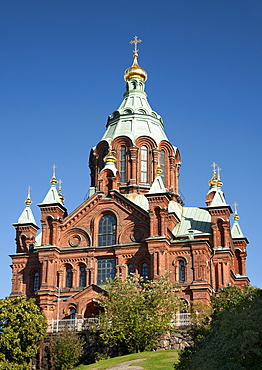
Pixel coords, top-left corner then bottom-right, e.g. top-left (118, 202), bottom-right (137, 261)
top-left (10, 54), bottom-right (249, 321)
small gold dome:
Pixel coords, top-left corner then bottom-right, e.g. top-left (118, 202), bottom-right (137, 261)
top-left (25, 197), bottom-right (32, 205)
top-left (50, 176), bottom-right (58, 185)
top-left (104, 148), bottom-right (116, 163)
top-left (208, 175), bottom-right (217, 187)
top-left (25, 186), bottom-right (32, 205)
top-left (124, 56), bottom-right (147, 82)
top-left (233, 214), bottom-right (240, 221)
top-left (156, 166), bottom-right (162, 174)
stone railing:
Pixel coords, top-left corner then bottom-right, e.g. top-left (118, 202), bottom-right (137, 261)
top-left (47, 313), bottom-right (191, 333)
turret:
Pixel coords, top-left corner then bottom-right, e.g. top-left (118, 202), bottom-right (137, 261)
top-left (231, 203), bottom-right (248, 276)
top-left (38, 166), bottom-right (67, 246)
top-left (206, 163), bottom-right (232, 249)
top-left (13, 187), bottom-right (39, 253)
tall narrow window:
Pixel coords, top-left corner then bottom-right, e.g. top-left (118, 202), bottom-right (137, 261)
top-left (141, 145), bottom-right (148, 183)
top-left (69, 307), bottom-right (76, 320)
top-left (127, 263), bottom-right (134, 276)
top-left (120, 145), bottom-right (127, 183)
top-left (178, 260), bottom-right (185, 282)
top-left (98, 215), bottom-right (116, 247)
top-left (97, 258), bottom-right (116, 285)
top-left (141, 262), bottom-right (148, 282)
top-left (33, 272), bottom-right (40, 292)
top-left (160, 150), bottom-right (165, 185)
top-left (66, 267), bottom-right (72, 288)
top-left (79, 266), bottom-right (86, 287)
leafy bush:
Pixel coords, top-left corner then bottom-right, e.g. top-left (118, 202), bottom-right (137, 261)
top-left (50, 328), bottom-right (84, 370)
top-left (0, 296), bottom-right (47, 369)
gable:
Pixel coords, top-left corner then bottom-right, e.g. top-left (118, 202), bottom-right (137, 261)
top-left (58, 191), bottom-right (150, 248)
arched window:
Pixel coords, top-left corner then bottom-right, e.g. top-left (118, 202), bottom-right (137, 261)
top-left (178, 260), bottom-right (185, 282)
top-left (120, 145), bottom-right (127, 183)
top-left (98, 214), bottom-right (116, 247)
top-left (69, 307), bottom-right (76, 320)
top-left (33, 272), bottom-right (40, 292)
top-left (79, 266), bottom-right (86, 287)
top-left (141, 146), bottom-right (148, 183)
top-left (127, 263), bottom-right (134, 276)
top-left (66, 267), bottom-right (72, 288)
top-left (141, 262), bottom-right (148, 282)
top-left (160, 149), bottom-right (165, 185)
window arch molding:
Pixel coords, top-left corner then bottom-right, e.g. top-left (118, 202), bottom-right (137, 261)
top-left (126, 259), bottom-right (136, 278)
top-left (173, 257), bottom-right (187, 283)
top-left (31, 269), bottom-right (41, 293)
top-left (135, 137), bottom-right (156, 185)
top-left (76, 262), bottom-right (87, 287)
top-left (60, 263), bottom-right (74, 289)
top-left (97, 214), bottom-right (117, 247)
top-left (111, 136), bottom-right (133, 185)
top-left (96, 140), bottom-right (110, 173)
top-left (138, 259), bottom-right (150, 281)
top-left (92, 209), bottom-right (121, 246)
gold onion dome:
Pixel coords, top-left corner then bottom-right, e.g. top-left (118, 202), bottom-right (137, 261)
top-left (156, 166), bottom-right (162, 175)
top-left (208, 174), bottom-right (218, 187)
top-left (104, 148), bottom-right (116, 163)
top-left (124, 56), bottom-right (147, 82)
top-left (124, 36), bottom-right (147, 82)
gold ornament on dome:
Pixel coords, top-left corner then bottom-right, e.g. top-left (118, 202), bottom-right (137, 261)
top-left (124, 36), bottom-right (147, 82)
top-left (208, 162), bottom-right (218, 186)
top-left (58, 179), bottom-right (65, 203)
top-left (233, 202), bottom-right (240, 221)
top-left (50, 164), bottom-right (58, 184)
top-left (25, 186), bottom-right (32, 205)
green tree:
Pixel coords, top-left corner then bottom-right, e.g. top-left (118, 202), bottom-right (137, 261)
top-left (50, 327), bottom-right (84, 370)
top-left (0, 296), bottom-right (47, 370)
top-left (96, 275), bottom-right (181, 354)
top-left (175, 286), bottom-right (262, 370)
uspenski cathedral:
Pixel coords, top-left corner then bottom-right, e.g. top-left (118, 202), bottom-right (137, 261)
top-left (10, 37), bottom-right (249, 322)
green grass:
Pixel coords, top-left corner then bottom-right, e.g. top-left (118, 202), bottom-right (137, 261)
top-left (75, 350), bottom-right (180, 370)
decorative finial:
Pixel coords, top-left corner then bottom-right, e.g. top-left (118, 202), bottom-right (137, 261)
top-left (208, 162), bottom-right (218, 186)
top-left (58, 180), bottom-right (65, 203)
top-left (25, 186), bottom-right (32, 205)
top-left (156, 166), bottom-right (162, 175)
top-left (50, 164), bottom-right (58, 185)
top-left (217, 167), bottom-right (223, 187)
top-left (124, 36), bottom-right (147, 82)
top-left (104, 148), bottom-right (116, 163)
top-left (130, 36), bottom-right (142, 58)
top-left (233, 202), bottom-right (240, 221)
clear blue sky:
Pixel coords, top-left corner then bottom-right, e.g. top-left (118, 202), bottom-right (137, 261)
top-left (0, 0), bottom-right (261, 298)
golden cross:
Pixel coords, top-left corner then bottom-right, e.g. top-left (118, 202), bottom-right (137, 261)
top-left (130, 36), bottom-right (142, 56)
top-left (211, 162), bottom-right (217, 175)
top-left (27, 185), bottom-right (31, 198)
top-left (52, 164), bottom-right (57, 178)
top-left (217, 166), bottom-right (222, 179)
top-left (58, 179), bottom-right (62, 190)
top-left (233, 202), bottom-right (238, 213)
